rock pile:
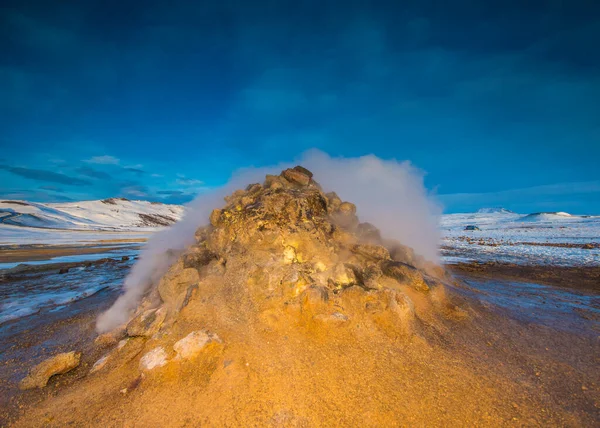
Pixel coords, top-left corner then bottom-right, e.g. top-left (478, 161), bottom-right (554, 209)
top-left (85, 166), bottom-right (458, 374)
top-left (22, 166), bottom-right (459, 391)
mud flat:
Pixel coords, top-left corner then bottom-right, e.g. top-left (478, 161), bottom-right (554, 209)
top-left (0, 242), bottom-right (144, 265)
top-left (449, 262), bottom-right (600, 292)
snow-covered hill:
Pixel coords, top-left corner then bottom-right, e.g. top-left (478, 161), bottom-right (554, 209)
top-left (0, 198), bottom-right (185, 231)
top-left (0, 198), bottom-right (186, 246)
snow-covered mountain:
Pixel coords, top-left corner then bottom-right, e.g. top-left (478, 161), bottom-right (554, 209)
top-left (0, 198), bottom-right (185, 231)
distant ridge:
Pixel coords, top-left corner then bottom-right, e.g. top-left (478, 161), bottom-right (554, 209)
top-left (476, 207), bottom-right (514, 214)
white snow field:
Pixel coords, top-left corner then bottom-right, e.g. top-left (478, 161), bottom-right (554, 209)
top-left (0, 198), bottom-right (185, 245)
top-left (440, 208), bottom-right (600, 266)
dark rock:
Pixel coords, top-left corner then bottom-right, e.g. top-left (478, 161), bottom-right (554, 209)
top-left (382, 261), bottom-right (429, 292)
top-left (282, 168), bottom-right (311, 186)
top-left (292, 165), bottom-right (313, 178)
top-left (58, 267), bottom-right (70, 274)
top-left (182, 248), bottom-right (217, 269)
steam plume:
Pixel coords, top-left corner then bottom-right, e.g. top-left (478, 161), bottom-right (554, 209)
top-left (96, 150), bottom-right (440, 333)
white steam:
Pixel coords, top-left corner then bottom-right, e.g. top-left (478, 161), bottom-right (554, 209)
top-left (301, 150), bottom-right (441, 262)
top-left (96, 150), bottom-right (440, 333)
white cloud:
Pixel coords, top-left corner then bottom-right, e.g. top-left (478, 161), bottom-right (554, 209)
top-left (176, 178), bottom-right (204, 186)
top-left (85, 155), bottom-right (120, 165)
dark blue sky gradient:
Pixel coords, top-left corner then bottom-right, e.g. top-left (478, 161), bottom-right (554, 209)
top-left (1, 0), bottom-right (599, 213)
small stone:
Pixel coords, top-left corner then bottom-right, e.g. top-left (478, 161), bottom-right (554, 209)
top-left (283, 246), bottom-right (297, 264)
top-left (314, 261), bottom-right (327, 272)
top-left (139, 347), bottom-right (168, 371)
top-left (20, 352), bottom-right (81, 390)
top-left (270, 181), bottom-right (284, 190)
top-left (313, 312), bottom-right (349, 325)
top-left (90, 355), bottom-right (109, 374)
top-left (245, 183), bottom-right (262, 193)
top-left (173, 330), bottom-right (220, 360)
top-left (210, 209), bottom-right (222, 227)
top-left (58, 268), bottom-right (69, 274)
top-left (241, 196), bottom-right (254, 206)
top-left (94, 327), bottom-right (126, 347)
top-left (121, 256), bottom-right (130, 262)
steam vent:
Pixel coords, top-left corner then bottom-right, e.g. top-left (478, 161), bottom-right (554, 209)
top-left (18, 167), bottom-right (481, 426)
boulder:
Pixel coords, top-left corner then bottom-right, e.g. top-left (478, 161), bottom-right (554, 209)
top-left (282, 168), bottom-right (311, 186)
top-left (325, 192), bottom-right (342, 212)
top-left (158, 265), bottom-right (200, 306)
top-left (328, 264), bottom-right (357, 291)
top-left (292, 165), bottom-right (313, 178)
top-left (333, 202), bottom-right (358, 229)
top-left (338, 201), bottom-right (356, 216)
top-left (382, 261), bottom-right (429, 292)
top-left (351, 244), bottom-right (390, 261)
top-left (126, 307), bottom-right (166, 337)
top-left (20, 352), bottom-right (81, 390)
top-left (95, 327), bottom-right (126, 347)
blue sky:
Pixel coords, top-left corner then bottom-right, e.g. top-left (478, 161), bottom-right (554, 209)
top-left (1, 0), bottom-right (599, 213)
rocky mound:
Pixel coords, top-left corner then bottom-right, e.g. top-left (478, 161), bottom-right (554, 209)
top-left (17, 167), bottom-right (477, 426)
top-left (111, 166), bottom-right (457, 343)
